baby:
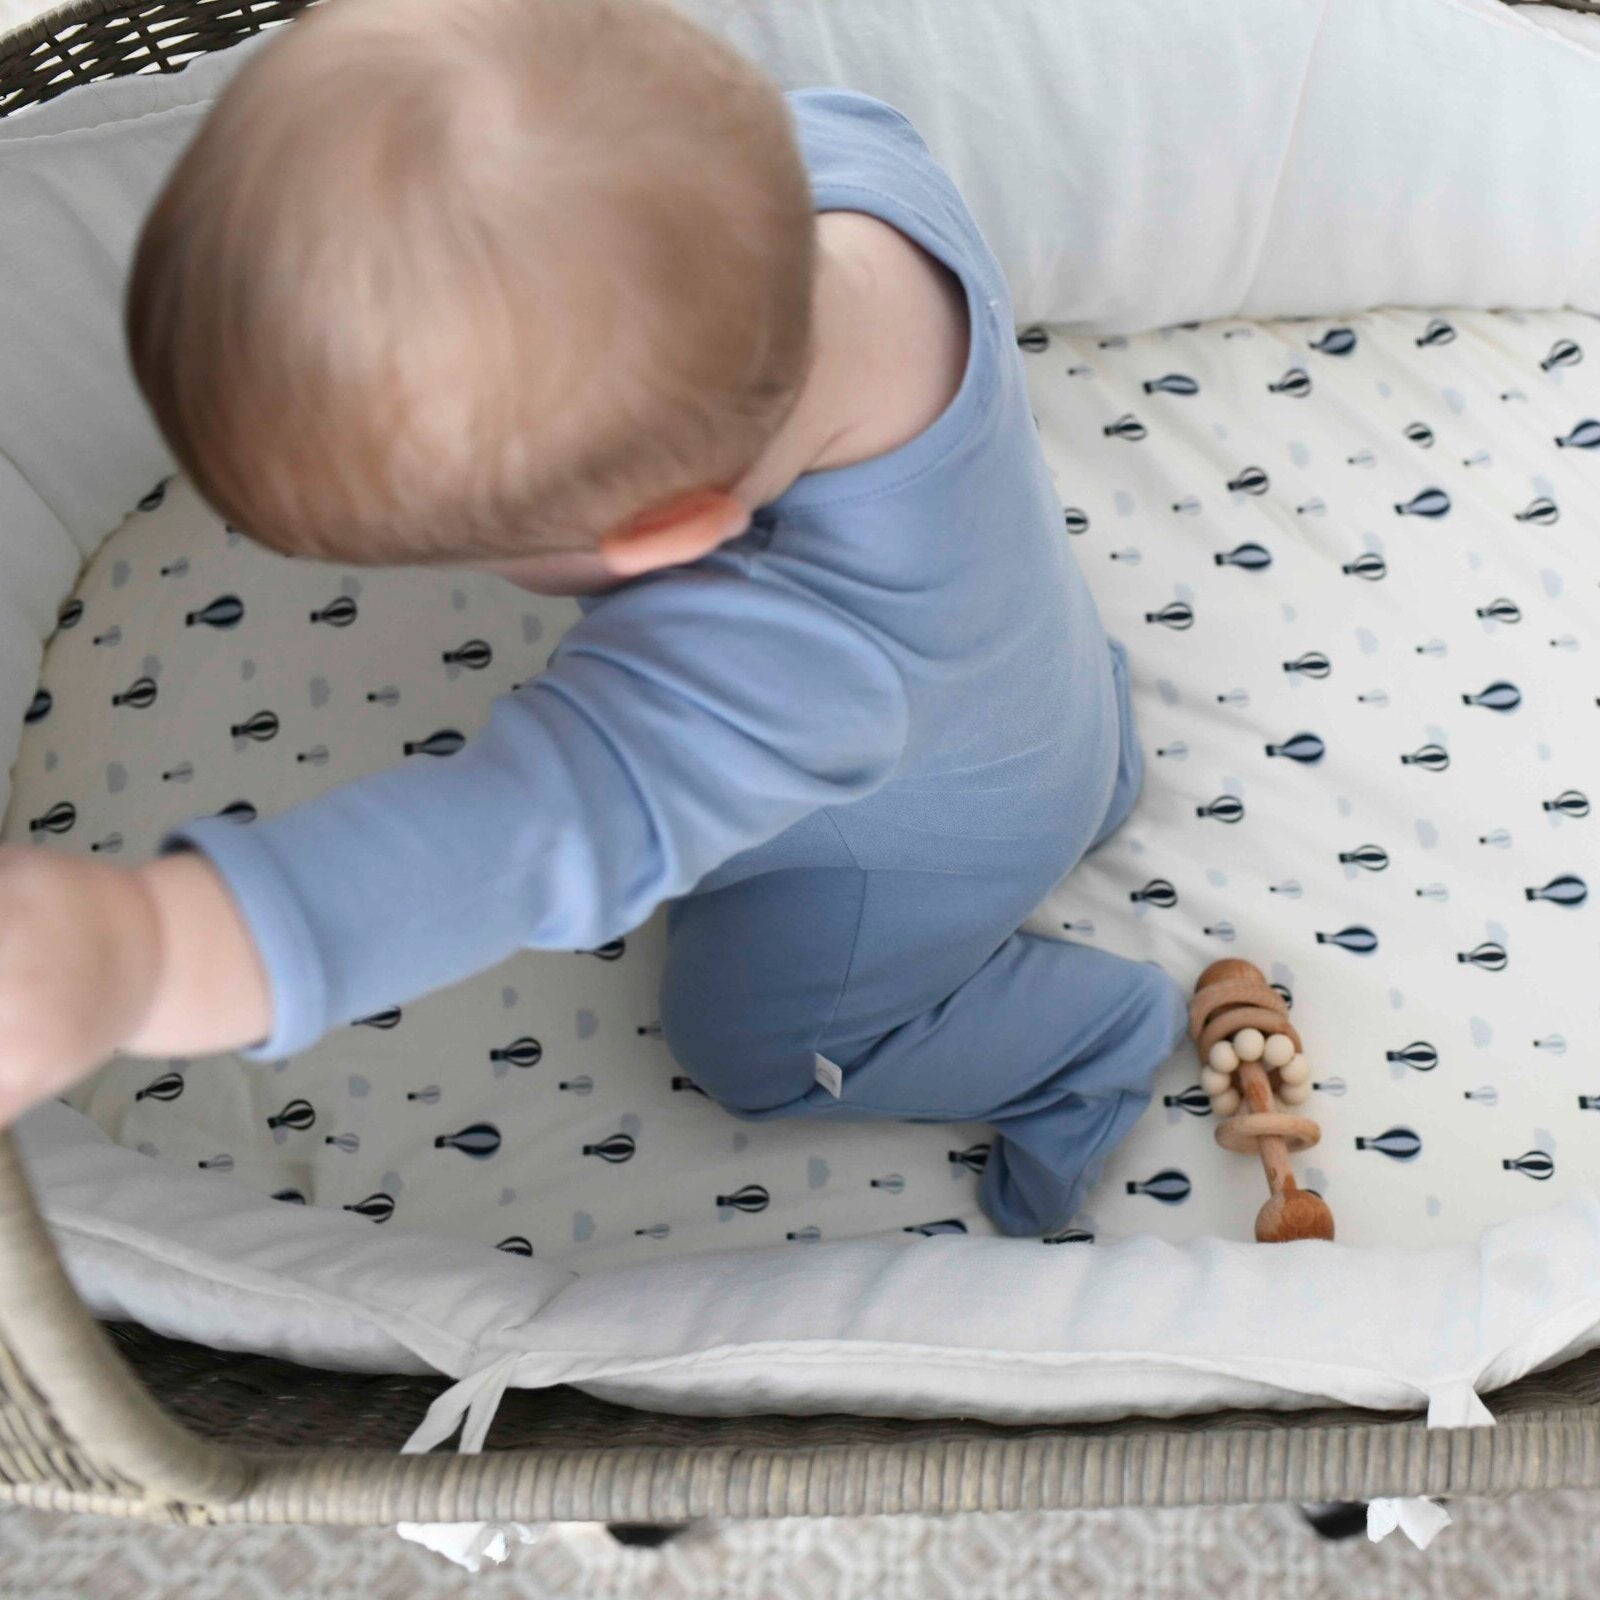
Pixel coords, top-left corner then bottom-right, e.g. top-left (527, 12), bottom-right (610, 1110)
top-left (0, 0), bottom-right (1186, 1236)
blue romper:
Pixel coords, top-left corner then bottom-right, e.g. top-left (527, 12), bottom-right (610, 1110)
top-left (168, 90), bottom-right (1189, 1236)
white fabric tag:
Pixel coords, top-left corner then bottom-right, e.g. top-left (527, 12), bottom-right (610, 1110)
top-left (1367, 1496), bottom-right (1452, 1550)
top-left (813, 1054), bottom-right (844, 1098)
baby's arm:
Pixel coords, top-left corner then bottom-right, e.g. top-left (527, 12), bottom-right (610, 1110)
top-left (0, 571), bottom-right (909, 1121)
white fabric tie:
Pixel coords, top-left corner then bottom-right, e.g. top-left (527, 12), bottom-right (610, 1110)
top-left (1367, 1496), bottom-right (1452, 1549)
top-left (401, 1351), bottom-right (523, 1456)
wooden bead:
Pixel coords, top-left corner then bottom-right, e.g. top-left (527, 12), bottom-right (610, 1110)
top-left (1263, 1032), bottom-right (1295, 1068)
top-left (1279, 1081), bottom-right (1311, 1106)
top-left (1233, 1027), bottom-right (1266, 1062)
top-left (1211, 1087), bottom-right (1241, 1117)
top-left (1279, 1054), bottom-right (1311, 1086)
top-left (1208, 1040), bottom-right (1240, 1073)
top-left (1200, 1066), bottom-right (1233, 1095)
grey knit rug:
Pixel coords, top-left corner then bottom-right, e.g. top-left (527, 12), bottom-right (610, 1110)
top-left (5, 1495), bottom-right (1596, 1599)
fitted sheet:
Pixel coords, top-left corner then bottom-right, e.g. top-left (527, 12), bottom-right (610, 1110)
top-left (7, 304), bottom-right (1598, 1266)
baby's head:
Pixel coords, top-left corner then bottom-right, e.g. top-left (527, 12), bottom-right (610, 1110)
top-left (126, 0), bottom-right (814, 590)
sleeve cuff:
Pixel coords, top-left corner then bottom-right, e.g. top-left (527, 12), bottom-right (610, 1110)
top-left (158, 815), bottom-right (334, 1061)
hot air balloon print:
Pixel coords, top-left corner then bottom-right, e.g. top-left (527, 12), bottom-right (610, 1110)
top-left (442, 639), bottom-right (493, 671)
top-left (1386, 1041), bottom-right (1438, 1072)
top-left (1462, 681), bottom-right (1522, 713)
top-left (435, 1122), bottom-right (503, 1159)
top-left (57, 597), bottom-right (83, 630)
top-left (1215, 542), bottom-right (1272, 570)
top-left (1268, 367), bottom-right (1312, 397)
top-left (1142, 373), bottom-right (1199, 396)
top-left (1395, 488), bottom-right (1451, 518)
top-left (185, 594), bottom-right (244, 629)
top-left (296, 746), bottom-right (330, 767)
top-left (1042, 1228), bottom-right (1096, 1244)
top-left (1283, 652), bottom-right (1332, 679)
top-left (496, 1236), bottom-right (534, 1256)
top-left (1464, 1087), bottom-right (1499, 1106)
top-left (581, 938), bottom-right (627, 961)
top-left (1541, 338), bottom-right (1582, 370)
top-left (1403, 422), bottom-right (1435, 448)
top-left (1544, 790), bottom-right (1590, 818)
top-left (1171, 496), bottom-right (1202, 516)
top-left (197, 1154), bottom-right (234, 1172)
top-left (1339, 844), bottom-right (1390, 872)
top-left (1555, 419), bottom-right (1600, 449)
top-left (323, 1132), bottom-right (360, 1152)
top-left (1310, 327), bottom-right (1357, 356)
top-left (1016, 326), bottom-right (1050, 354)
top-left (1476, 598), bottom-right (1521, 624)
top-left (1416, 317), bottom-right (1456, 347)
top-left (344, 1193), bottom-right (396, 1223)
top-left (1103, 414), bottom-right (1148, 441)
top-left (1534, 1035), bottom-right (1568, 1055)
top-left (28, 801), bottom-right (75, 836)
top-left (558, 1076), bottom-right (594, 1096)
top-left (1063, 507), bottom-right (1090, 536)
top-left (366, 686), bottom-right (401, 706)
top-left (135, 1071), bottom-right (185, 1103)
top-left (89, 833), bottom-right (124, 856)
top-left (1313, 1076), bottom-right (1345, 1097)
top-left (405, 1087), bottom-right (441, 1106)
top-left (266, 1098), bottom-right (316, 1135)
top-left (162, 763), bottom-right (193, 783)
top-left (352, 1006), bottom-right (402, 1029)
top-left (1343, 552), bottom-right (1387, 581)
top-left (1295, 498), bottom-right (1327, 517)
top-left (1196, 795), bottom-right (1245, 824)
top-left (870, 1174), bottom-right (905, 1195)
top-left (1401, 743), bottom-right (1450, 772)
top-left (1268, 880), bottom-right (1303, 899)
top-left (1355, 1126), bottom-right (1422, 1161)
top-left (670, 1075), bottom-right (708, 1096)
top-left (212, 800), bottom-right (257, 824)
top-left (309, 596), bottom-right (358, 627)
top-left (91, 625), bottom-right (120, 647)
top-left (1315, 925), bottom-right (1379, 955)
top-left (24, 688), bottom-right (50, 724)
top-left (1414, 883), bottom-right (1449, 903)
top-left (1502, 1150), bottom-right (1555, 1181)
top-left (230, 709), bottom-right (279, 743)
top-left (1347, 449), bottom-right (1377, 468)
top-left (137, 479), bottom-right (168, 512)
top-left (903, 1218), bottom-right (967, 1236)
top-left (273, 1189), bottom-right (308, 1205)
top-left (404, 728), bottom-right (466, 757)
top-left (1265, 732), bottom-right (1325, 764)
top-left (786, 1227), bottom-right (823, 1244)
top-left (634, 1223), bottom-right (672, 1240)
top-left (1125, 1169), bottom-right (1192, 1205)
top-left (947, 1144), bottom-right (991, 1174)
top-left (1457, 942), bottom-right (1509, 972)
top-left (581, 1132), bottom-right (635, 1164)
top-left (1203, 920), bottom-right (1237, 943)
top-left (1155, 741), bottom-right (1189, 759)
top-left (1130, 879), bottom-right (1179, 909)
top-left (1525, 874), bottom-right (1588, 908)
top-left (1478, 829), bottom-right (1513, 849)
top-left (1515, 498), bottom-right (1559, 526)
top-left (1226, 466), bottom-right (1270, 495)
top-left (160, 556), bottom-right (189, 578)
top-left (1163, 1086), bottom-right (1213, 1118)
top-left (717, 1184), bottom-right (771, 1215)
top-left (489, 1036), bottom-right (543, 1069)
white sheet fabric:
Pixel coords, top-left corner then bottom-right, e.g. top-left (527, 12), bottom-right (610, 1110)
top-left (14, 306), bottom-right (1600, 1266)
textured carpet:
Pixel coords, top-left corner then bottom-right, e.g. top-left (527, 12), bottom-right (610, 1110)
top-left (3, 1496), bottom-right (1598, 1600)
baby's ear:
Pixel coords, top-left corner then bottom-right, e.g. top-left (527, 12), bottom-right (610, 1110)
top-left (597, 490), bottom-right (750, 579)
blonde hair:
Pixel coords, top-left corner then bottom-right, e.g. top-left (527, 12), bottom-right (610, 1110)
top-left (126, 0), bottom-right (815, 563)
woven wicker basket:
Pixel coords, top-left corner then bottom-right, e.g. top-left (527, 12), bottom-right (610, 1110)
top-left (3, 0), bottom-right (1600, 1529)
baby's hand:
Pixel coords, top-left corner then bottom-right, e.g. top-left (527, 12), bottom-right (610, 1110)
top-left (0, 845), bottom-right (271, 1126)
top-left (0, 846), bottom-right (162, 1124)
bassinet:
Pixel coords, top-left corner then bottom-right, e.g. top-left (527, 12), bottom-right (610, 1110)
top-left (3, 0), bottom-right (1600, 1532)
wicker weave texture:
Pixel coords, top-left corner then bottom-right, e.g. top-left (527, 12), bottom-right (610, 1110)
top-left (0, 0), bottom-right (313, 117)
top-left (0, 0), bottom-right (1598, 1527)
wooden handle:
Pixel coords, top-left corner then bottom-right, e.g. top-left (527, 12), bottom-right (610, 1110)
top-left (1237, 1061), bottom-right (1291, 1195)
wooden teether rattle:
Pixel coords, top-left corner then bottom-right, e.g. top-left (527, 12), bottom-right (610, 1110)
top-left (1189, 958), bottom-right (1335, 1243)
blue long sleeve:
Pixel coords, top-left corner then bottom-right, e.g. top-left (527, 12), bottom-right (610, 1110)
top-left (165, 567), bottom-right (911, 1058)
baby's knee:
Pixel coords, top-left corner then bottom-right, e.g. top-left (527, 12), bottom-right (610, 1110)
top-left (1115, 960), bottom-right (1189, 1082)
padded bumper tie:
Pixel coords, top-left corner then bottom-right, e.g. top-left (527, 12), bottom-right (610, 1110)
top-left (402, 1351), bottom-right (523, 1456)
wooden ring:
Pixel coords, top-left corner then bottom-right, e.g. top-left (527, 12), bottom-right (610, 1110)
top-left (1198, 1008), bottom-right (1303, 1059)
top-left (1214, 1112), bottom-right (1321, 1156)
top-left (1188, 977), bottom-right (1282, 1040)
